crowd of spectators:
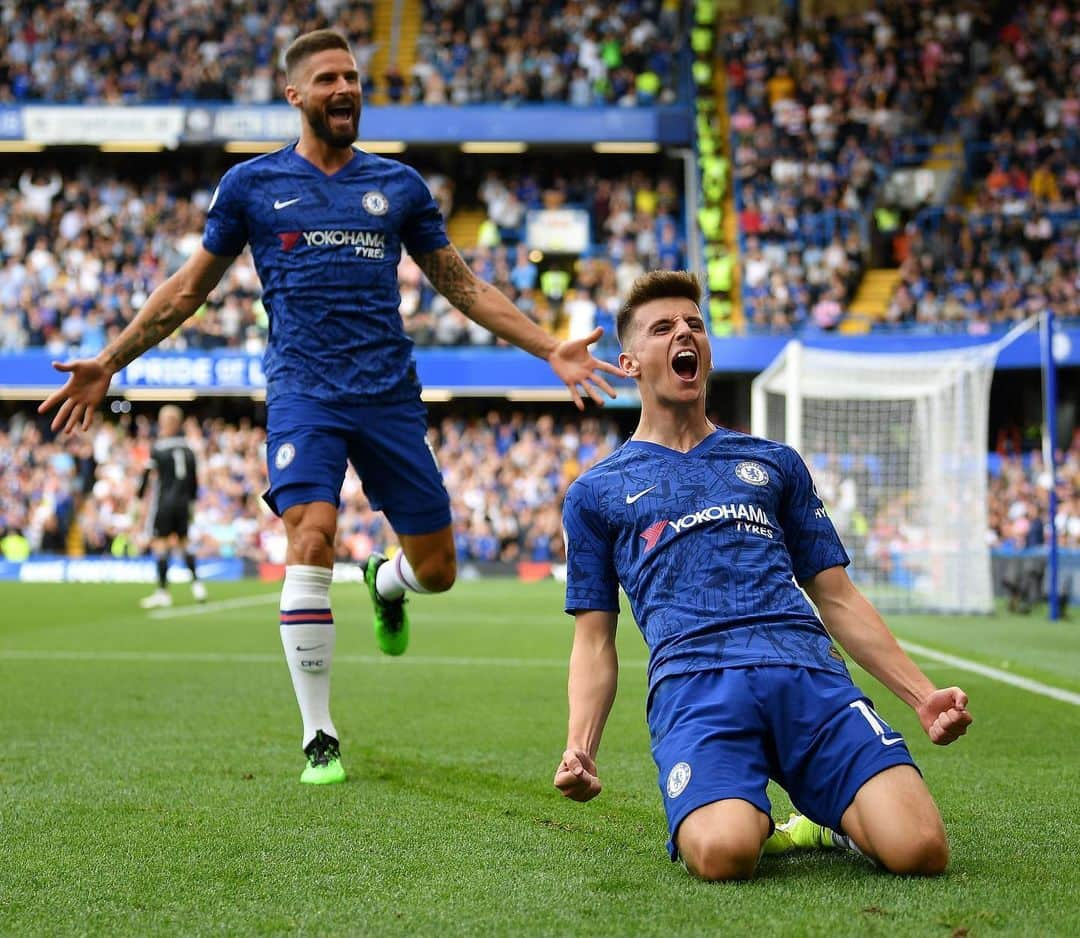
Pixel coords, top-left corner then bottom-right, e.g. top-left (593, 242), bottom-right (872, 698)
top-left (884, 208), bottom-right (1079, 330)
top-left (438, 411), bottom-right (620, 563)
top-left (0, 1), bottom-right (376, 104)
top-left (988, 428), bottom-right (1080, 611)
top-left (0, 165), bottom-right (265, 356)
top-left (405, 0), bottom-right (682, 106)
top-left (738, 229), bottom-right (864, 333)
top-left (987, 427), bottom-right (1080, 552)
top-left (722, 1), bottom-right (994, 330)
top-left (0, 160), bottom-right (684, 358)
top-left (960, 1), bottom-right (1078, 214)
top-left (881, 2), bottom-right (1080, 331)
top-left (824, 439), bottom-right (1079, 555)
top-left (0, 411), bottom-right (270, 563)
top-left (473, 167), bottom-right (683, 266)
top-left (0, 0), bottom-right (682, 108)
top-left (401, 165), bottom-right (684, 353)
top-left (788, 428), bottom-right (1080, 612)
top-left (2, 3), bottom-right (1078, 348)
top-left (0, 409), bottom-right (622, 567)
top-left (4, 406), bottom-right (1076, 612)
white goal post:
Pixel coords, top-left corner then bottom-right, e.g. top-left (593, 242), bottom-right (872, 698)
top-left (750, 338), bottom-right (1018, 614)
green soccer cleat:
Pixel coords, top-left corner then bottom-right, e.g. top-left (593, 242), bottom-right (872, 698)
top-left (761, 826), bottom-right (795, 856)
top-left (365, 551), bottom-right (409, 656)
top-left (300, 730), bottom-right (346, 785)
top-left (776, 813), bottom-right (834, 849)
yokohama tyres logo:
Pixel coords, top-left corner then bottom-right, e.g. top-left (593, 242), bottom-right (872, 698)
top-left (639, 503), bottom-right (774, 553)
top-left (277, 229), bottom-right (386, 258)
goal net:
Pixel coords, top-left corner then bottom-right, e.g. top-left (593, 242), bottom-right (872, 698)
top-left (750, 341), bottom-right (1002, 614)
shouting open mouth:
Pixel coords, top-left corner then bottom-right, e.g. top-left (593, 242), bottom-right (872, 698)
top-left (671, 348), bottom-right (699, 382)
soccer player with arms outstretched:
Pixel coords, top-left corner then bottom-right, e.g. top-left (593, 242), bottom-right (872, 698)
top-left (39, 29), bottom-right (621, 786)
top-left (554, 271), bottom-right (972, 879)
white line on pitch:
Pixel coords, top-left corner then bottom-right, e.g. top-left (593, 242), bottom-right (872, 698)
top-left (146, 594), bottom-right (281, 619)
top-left (899, 639), bottom-right (1080, 706)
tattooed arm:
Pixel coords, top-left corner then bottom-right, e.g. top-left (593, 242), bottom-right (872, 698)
top-left (413, 244), bottom-right (559, 358)
top-left (413, 244), bottom-right (623, 408)
top-left (101, 247), bottom-right (234, 372)
top-left (39, 247), bottom-right (234, 433)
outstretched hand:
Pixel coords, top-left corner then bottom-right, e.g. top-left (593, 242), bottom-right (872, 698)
top-left (916, 686), bottom-right (972, 745)
top-left (37, 358), bottom-right (113, 434)
top-left (547, 327), bottom-right (625, 410)
top-left (553, 748), bottom-right (602, 802)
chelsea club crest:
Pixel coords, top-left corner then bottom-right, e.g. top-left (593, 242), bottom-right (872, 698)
top-left (275, 443), bottom-right (296, 470)
top-left (735, 461), bottom-right (769, 486)
top-left (362, 190), bottom-right (389, 215)
top-left (666, 762), bottom-right (692, 798)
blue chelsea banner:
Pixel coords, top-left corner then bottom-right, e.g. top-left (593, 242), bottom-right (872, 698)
top-left (120, 354), bottom-right (266, 391)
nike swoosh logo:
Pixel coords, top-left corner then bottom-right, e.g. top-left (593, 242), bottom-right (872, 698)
top-left (296, 644), bottom-right (325, 652)
top-left (626, 485), bottom-right (657, 505)
top-left (881, 736), bottom-right (905, 746)
top-left (274, 198), bottom-right (301, 210)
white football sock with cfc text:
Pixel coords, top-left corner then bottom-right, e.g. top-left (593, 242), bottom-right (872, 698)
top-left (279, 564), bottom-right (337, 748)
top-left (375, 549), bottom-right (431, 601)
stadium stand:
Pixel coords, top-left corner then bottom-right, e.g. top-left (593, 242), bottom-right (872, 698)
top-left (0, 0), bottom-right (1076, 611)
top-left (409, 0), bottom-right (683, 106)
top-left (0, 0), bottom-right (376, 103)
top-left (0, 410), bottom-right (624, 566)
top-left (0, 0), bottom-right (683, 108)
top-left (3, 409), bottom-right (1077, 602)
top-left (883, 1), bottom-right (1079, 331)
top-left (0, 159), bottom-right (684, 356)
top-left (721, 0), bottom-right (1079, 335)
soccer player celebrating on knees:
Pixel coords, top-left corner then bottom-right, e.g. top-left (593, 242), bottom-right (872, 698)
top-left (38, 29), bottom-right (622, 786)
top-left (137, 404), bottom-right (206, 609)
top-left (553, 271), bottom-right (972, 879)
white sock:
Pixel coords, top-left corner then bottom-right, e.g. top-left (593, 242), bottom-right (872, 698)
top-left (279, 564), bottom-right (337, 749)
top-left (375, 550), bottom-right (431, 601)
top-left (829, 828), bottom-right (865, 856)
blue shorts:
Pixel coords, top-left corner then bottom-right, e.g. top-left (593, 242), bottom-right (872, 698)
top-left (648, 665), bottom-right (918, 860)
top-left (263, 394), bottom-right (451, 536)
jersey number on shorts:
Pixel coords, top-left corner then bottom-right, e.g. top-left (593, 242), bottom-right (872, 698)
top-left (849, 699), bottom-right (905, 746)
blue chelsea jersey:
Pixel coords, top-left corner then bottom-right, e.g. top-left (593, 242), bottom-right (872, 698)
top-left (202, 144), bottom-right (449, 402)
top-left (563, 428), bottom-right (851, 693)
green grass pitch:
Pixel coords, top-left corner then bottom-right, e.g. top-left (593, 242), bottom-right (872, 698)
top-left (1, 579), bottom-right (1077, 937)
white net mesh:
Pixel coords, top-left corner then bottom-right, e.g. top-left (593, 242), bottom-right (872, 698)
top-left (751, 342), bottom-right (1000, 614)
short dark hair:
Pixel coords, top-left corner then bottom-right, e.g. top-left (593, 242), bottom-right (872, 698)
top-left (617, 270), bottom-right (702, 346)
top-left (284, 29), bottom-right (352, 82)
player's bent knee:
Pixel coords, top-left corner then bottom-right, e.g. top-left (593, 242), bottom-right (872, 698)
top-left (678, 832), bottom-right (760, 882)
top-left (682, 844), bottom-right (759, 882)
top-left (879, 828), bottom-right (949, 876)
top-left (413, 554), bottom-right (457, 593)
top-left (290, 525), bottom-right (335, 564)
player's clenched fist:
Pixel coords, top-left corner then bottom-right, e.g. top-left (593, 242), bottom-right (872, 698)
top-left (916, 686), bottom-right (973, 746)
top-left (554, 748), bottom-right (602, 801)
